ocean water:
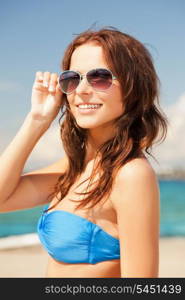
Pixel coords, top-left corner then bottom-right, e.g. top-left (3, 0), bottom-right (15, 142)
top-left (160, 180), bottom-right (185, 236)
top-left (0, 180), bottom-right (185, 238)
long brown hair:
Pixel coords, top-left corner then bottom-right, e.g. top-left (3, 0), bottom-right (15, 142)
top-left (47, 27), bottom-right (168, 211)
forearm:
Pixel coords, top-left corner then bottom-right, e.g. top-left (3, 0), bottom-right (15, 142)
top-left (0, 113), bottom-right (50, 202)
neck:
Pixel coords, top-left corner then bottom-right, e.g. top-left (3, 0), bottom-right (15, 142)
top-left (85, 124), bottom-right (116, 163)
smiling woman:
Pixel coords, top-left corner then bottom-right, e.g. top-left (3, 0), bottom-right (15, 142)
top-left (0, 27), bottom-right (168, 278)
top-left (63, 44), bottom-right (123, 132)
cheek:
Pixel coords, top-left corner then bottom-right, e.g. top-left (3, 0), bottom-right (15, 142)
top-left (105, 89), bottom-right (124, 116)
top-left (108, 101), bottom-right (124, 118)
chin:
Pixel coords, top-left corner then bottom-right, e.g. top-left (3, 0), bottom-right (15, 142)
top-left (75, 119), bottom-right (104, 129)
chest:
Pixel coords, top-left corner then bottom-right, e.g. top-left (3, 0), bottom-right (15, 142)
top-left (50, 164), bottom-right (119, 239)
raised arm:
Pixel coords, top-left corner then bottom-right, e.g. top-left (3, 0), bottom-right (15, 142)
top-left (112, 158), bottom-right (160, 278)
top-left (0, 71), bottom-right (64, 212)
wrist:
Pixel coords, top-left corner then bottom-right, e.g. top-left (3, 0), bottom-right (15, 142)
top-left (26, 112), bottom-right (51, 130)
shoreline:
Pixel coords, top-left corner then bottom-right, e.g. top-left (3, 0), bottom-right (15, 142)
top-left (0, 234), bottom-right (185, 277)
top-left (0, 233), bottom-right (40, 250)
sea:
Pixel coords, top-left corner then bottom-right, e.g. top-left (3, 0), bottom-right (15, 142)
top-left (0, 179), bottom-right (185, 246)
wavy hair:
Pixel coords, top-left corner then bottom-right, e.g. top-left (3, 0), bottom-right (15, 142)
top-left (46, 27), bottom-right (168, 211)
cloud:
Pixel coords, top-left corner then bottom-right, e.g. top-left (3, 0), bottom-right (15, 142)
top-left (151, 93), bottom-right (185, 172)
top-left (24, 121), bottom-right (65, 171)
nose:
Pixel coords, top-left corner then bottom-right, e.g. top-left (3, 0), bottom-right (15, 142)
top-left (75, 75), bottom-right (92, 94)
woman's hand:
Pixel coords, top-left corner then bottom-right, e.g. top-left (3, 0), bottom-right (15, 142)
top-left (30, 71), bottom-right (64, 124)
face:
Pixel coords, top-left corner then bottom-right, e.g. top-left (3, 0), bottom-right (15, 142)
top-left (67, 43), bottom-right (124, 131)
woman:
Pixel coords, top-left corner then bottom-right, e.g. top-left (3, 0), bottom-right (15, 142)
top-left (0, 27), bottom-right (168, 278)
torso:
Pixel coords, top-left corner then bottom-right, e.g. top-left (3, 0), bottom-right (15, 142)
top-left (45, 158), bottom-right (121, 278)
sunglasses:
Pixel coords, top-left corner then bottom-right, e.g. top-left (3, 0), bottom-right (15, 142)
top-left (58, 68), bottom-right (117, 94)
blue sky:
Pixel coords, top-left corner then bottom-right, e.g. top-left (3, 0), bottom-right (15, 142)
top-left (0, 0), bottom-right (185, 171)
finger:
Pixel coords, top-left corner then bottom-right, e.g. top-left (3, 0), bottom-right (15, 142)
top-left (56, 76), bottom-right (63, 93)
top-left (32, 71), bottom-right (44, 90)
top-left (48, 73), bottom-right (58, 93)
top-left (55, 83), bottom-right (64, 106)
top-left (56, 82), bottom-right (63, 94)
top-left (50, 73), bottom-right (58, 85)
top-left (35, 71), bottom-right (44, 82)
top-left (43, 71), bottom-right (51, 87)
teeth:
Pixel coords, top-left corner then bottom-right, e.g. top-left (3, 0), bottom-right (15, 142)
top-left (78, 104), bottom-right (102, 109)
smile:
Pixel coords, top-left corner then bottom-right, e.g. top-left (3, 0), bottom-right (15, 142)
top-left (77, 104), bottom-right (103, 114)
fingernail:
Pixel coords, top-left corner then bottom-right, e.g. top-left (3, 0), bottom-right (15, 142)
top-left (43, 82), bottom-right (48, 87)
top-left (39, 76), bottom-right (43, 80)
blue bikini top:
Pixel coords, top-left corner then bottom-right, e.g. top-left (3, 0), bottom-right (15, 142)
top-left (37, 204), bottom-right (120, 264)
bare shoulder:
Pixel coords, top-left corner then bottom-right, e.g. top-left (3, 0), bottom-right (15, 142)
top-left (111, 156), bottom-right (159, 210)
top-left (116, 156), bottom-right (157, 185)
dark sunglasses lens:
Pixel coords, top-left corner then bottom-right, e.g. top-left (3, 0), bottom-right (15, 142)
top-left (87, 69), bottom-right (112, 90)
top-left (59, 71), bottom-right (80, 93)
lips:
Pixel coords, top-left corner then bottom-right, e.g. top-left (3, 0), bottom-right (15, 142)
top-left (76, 103), bottom-right (103, 107)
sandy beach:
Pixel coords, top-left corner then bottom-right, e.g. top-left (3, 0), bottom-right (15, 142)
top-left (0, 235), bottom-right (185, 278)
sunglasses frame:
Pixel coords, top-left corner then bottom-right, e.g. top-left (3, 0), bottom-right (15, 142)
top-left (58, 68), bottom-right (117, 94)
